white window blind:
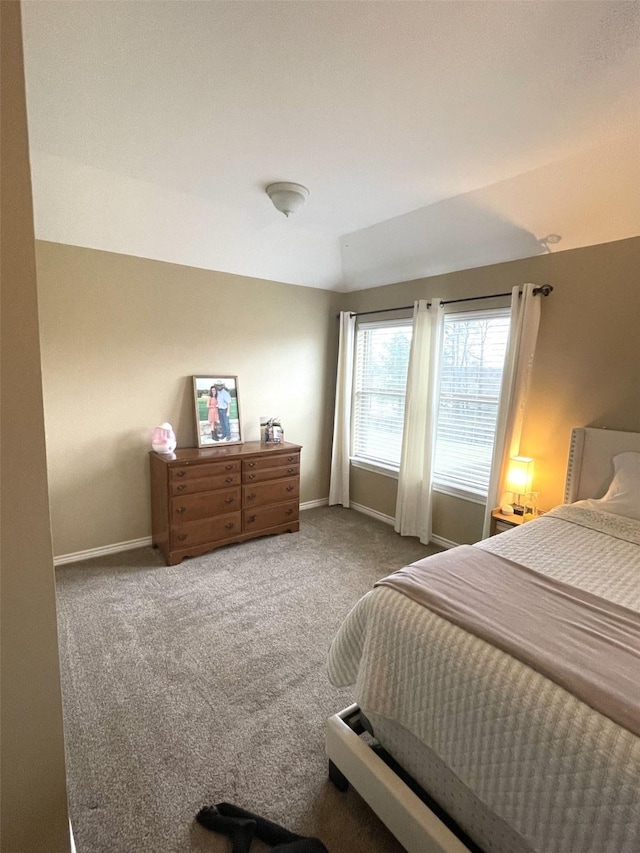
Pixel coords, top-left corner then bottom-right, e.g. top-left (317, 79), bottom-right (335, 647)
top-left (352, 320), bottom-right (412, 469)
top-left (433, 309), bottom-right (510, 497)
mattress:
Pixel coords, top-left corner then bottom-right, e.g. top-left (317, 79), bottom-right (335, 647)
top-left (327, 506), bottom-right (640, 853)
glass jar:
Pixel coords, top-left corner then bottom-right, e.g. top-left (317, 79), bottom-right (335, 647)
top-left (525, 492), bottom-right (539, 518)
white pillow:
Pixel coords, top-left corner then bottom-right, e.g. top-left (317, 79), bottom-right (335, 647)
top-left (579, 451), bottom-right (640, 520)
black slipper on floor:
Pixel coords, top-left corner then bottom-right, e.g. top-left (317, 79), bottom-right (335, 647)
top-left (215, 803), bottom-right (328, 852)
top-left (196, 805), bottom-right (256, 853)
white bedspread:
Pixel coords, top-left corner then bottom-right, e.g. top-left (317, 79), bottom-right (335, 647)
top-left (328, 507), bottom-right (640, 853)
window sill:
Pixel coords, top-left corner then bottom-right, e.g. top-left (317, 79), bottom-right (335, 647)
top-left (432, 484), bottom-right (487, 506)
top-left (350, 458), bottom-right (399, 480)
top-left (348, 466), bottom-right (489, 502)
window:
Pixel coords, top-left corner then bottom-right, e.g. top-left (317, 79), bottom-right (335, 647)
top-left (433, 309), bottom-right (510, 498)
top-left (349, 307), bottom-right (511, 496)
top-left (352, 320), bottom-right (412, 470)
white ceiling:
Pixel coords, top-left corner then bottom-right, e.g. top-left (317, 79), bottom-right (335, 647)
top-left (21, 1), bottom-right (640, 291)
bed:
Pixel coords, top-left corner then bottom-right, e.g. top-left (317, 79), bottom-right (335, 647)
top-left (326, 427), bottom-right (640, 853)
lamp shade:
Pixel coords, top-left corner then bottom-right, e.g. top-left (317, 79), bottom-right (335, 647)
top-left (506, 456), bottom-right (534, 494)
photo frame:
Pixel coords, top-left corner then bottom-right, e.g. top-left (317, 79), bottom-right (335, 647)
top-left (192, 376), bottom-right (243, 448)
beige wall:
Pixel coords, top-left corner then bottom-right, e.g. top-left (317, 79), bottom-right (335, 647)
top-left (0, 3), bottom-right (71, 851)
top-left (35, 237), bottom-right (640, 554)
top-left (341, 237), bottom-right (640, 543)
top-left (35, 242), bottom-right (340, 557)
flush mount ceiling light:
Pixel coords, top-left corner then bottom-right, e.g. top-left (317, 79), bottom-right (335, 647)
top-left (266, 182), bottom-right (309, 217)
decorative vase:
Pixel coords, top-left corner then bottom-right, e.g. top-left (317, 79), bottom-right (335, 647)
top-left (151, 423), bottom-right (177, 454)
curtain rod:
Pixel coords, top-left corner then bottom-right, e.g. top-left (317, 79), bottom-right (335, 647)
top-left (345, 284), bottom-right (553, 319)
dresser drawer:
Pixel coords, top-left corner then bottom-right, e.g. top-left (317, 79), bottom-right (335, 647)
top-left (243, 477), bottom-right (299, 509)
top-left (170, 471), bottom-right (240, 496)
top-left (171, 512), bottom-right (242, 549)
top-left (243, 452), bottom-right (300, 473)
top-left (243, 501), bottom-right (299, 533)
top-left (171, 488), bottom-right (241, 523)
top-left (169, 460), bottom-right (240, 483)
top-left (242, 464), bottom-right (299, 485)
top-left (151, 442), bottom-right (301, 565)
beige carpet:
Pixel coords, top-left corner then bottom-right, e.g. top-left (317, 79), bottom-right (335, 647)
top-left (55, 506), bottom-right (440, 853)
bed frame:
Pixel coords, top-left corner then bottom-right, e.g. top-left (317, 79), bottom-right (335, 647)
top-left (326, 426), bottom-right (640, 853)
top-left (326, 705), bottom-right (470, 853)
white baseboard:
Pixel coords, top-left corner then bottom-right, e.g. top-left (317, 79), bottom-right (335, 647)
top-left (350, 503), bottom-right (459, 549)
top-left (54, 536), bottom-right (153, 566)
top-left (430, 534), bottom-right (458, 550)
top-left (349, 501), bottom-right (395, 526)
top-left (300, 498), bottom-right (329, 510)
top-left (55, 502), bottom-right (326, 565)
top-left (53, 500), bottom-right (457, 566)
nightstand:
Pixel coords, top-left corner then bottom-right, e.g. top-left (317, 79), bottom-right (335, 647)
top-left (490, 508), bottom-right (533, 536)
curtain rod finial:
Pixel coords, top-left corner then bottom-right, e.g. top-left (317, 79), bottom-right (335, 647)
top-left (534, 284), bottom-right (553, 297)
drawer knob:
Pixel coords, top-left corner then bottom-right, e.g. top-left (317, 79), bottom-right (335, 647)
top-left (286, 486), bottom-right (294, 492)
top-left (225, 522), bottom-right (235, 530)
top-left (248, 462), bottom-right (256, 468)
top-left (225, 464), bottom-right (233, 470)
top-left (225, 477), bottom-right (234, 483)
top-left (225, 496), bottom-right (236, 504)
top-left (247, 493), bottom-right (256, 501)
top-left (247, 515), bottom-right (256, 523)
top-left (285, 508), bottom-right (294, 516)
top-left (287, 468), bottom-right (295, 474)
top-left (177, 506), bottom-right (186, 514)
top-left (248, 473), bottom-right (256, 480)
top-left (177, 484), bottom-right (186, 491)
top-left (176, 470), bottom-right (186, 478)
top-left (287, 456), bottom-right (294, 462)
top-left (177, 534), bottom-right (187, 542)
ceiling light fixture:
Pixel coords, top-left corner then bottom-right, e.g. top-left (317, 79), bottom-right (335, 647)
top-left (266, 182), bottom-right (309, 218)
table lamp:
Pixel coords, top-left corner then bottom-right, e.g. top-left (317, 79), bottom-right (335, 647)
top-left (506, 456), bottom-right (534, 516)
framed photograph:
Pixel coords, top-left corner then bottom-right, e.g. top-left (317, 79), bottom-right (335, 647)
top-left (192, 376), bottom-right (243, 448)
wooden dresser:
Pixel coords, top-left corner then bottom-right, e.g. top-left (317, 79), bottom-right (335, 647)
top-left (150, 441), bottom-right (301, 565)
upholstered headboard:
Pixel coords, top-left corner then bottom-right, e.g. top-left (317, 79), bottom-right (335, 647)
top-left (564, 427), bottom-right (640, 503)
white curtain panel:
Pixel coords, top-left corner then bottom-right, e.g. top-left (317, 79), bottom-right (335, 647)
top-left (329, 311), bottom-right (356, 507)
top-left (395, 299), bottom-right (444, 543)
top-left (482, 283), bottom-right (542, 537)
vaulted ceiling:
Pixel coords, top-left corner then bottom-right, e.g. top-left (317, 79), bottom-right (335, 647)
top-left (21, 1), bottom-right (640, 290)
